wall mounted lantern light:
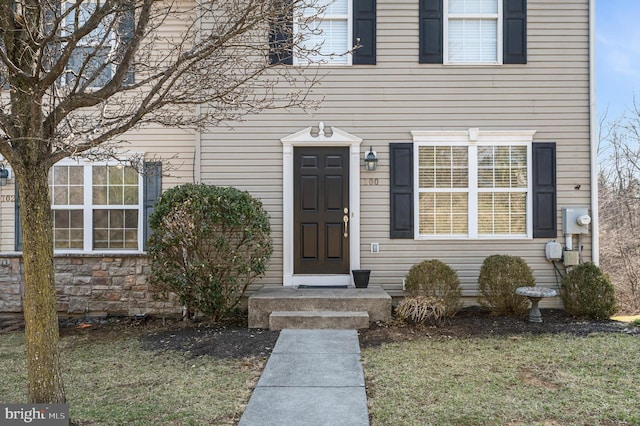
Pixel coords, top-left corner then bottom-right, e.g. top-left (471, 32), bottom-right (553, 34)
top-left (0, 164), bottom-right (9, 186)
top-left (364, 146), bottom-right (378, 171)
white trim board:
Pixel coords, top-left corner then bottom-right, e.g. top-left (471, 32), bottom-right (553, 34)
top-left (281, 123), bottom-right (362, 287)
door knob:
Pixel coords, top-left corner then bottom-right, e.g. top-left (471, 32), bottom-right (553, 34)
top-left (343, 213), bottom-right (349, 238)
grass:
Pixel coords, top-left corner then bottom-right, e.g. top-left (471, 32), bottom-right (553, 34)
top-left (0, 331), bottom-right (265, 425)
top-left (2, 327), bottom-right (638, 425)
top-left (363, 333), bottom-right (640, 426)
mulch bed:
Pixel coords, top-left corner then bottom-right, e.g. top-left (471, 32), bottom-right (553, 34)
top-left (358, 307), bottom-right (640, 348)
top-left (1, 308), bottom-right (638, 359)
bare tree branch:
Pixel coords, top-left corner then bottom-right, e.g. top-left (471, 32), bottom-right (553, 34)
top-left (599, 97), bottom-right (640, 314)
top-left (0, 0), bottom-right (335, 403)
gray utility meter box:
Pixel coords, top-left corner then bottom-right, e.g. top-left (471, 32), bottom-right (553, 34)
top-left (562, 207), bottom-right (591, 235)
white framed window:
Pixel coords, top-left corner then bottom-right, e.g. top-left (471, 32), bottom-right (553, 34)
top-left (295, 0), bottom-right (352, 65)
top-left (49, 159), bottom-right (144, 252)
top-left (412, 129), bottom-right (535, 239)
top-left (444, 0), bottom-right (502, 64)
top-left (63, 1), bottom-right (135, 88)
top-left (418, 145), bottom-right (469, 235)
top-left (64, 1), bottom-right (115, 88)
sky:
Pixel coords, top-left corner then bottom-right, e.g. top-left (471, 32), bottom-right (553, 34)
top-left (596, 0), bottom-right (640, 120)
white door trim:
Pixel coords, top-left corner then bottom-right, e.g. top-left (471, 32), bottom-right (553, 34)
top-left (281, 124), bottom-right (362, 287)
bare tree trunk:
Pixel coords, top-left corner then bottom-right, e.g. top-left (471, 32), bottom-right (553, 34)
top-left (0, 0), bottom-right (317, 404)
top-left (18, 165), bottom-right (65, 403)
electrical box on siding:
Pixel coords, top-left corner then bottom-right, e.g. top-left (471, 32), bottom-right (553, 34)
top-left (545, 241), bottom-right (563, 261)
top-left (562, 207), bottom-right (591, 235)
top-left (563, 250), bottom-right (580, 266)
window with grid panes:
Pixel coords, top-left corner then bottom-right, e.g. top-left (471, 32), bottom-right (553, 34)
top-left (477, 145), bottom-right (527, 235)
top-left (418, 146), bottom-right (469, 235)
top-left (49, 161), bottom-right (142, 251)
top-left (415, 137), bottom-right (531, 238)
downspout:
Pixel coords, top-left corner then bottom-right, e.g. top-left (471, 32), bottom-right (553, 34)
top-left (589, 0), bottom-right (599, 264)
top-left (194, 2), bottom-right (203, 183)
top-left (195, 106), bottom-right (202, 183)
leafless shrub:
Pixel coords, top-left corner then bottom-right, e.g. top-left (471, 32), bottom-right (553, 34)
top-left (396, 296), bottom-right (447, 325)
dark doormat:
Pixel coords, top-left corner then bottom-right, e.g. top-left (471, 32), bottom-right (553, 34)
top-left (297, 285), bottom-right (349, 289)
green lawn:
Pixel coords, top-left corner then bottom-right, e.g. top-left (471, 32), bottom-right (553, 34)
top-left (0, 332), bottom-right (264, 425)
top-left (2, 328), bottom-right (638, 425)
top-left (363, 333), bottom-right (640, 426)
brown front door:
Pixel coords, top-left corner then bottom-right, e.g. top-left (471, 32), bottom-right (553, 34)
top-left (294, 147), bottom-right (350, 275)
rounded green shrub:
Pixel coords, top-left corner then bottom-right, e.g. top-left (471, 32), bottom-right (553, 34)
top-left (561, 263), bottom-right (617, 319)
top-left (147, 183), bottom-right (273, 322)
top-left (404, 259), bottom-right (462, 317)
top-left (478, 254), bottom-right (534, 316)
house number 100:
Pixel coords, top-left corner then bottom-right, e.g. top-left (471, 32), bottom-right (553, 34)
top-left (364, 178), bottom-right (379, 186)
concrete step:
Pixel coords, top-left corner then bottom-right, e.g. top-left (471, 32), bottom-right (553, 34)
top-left (248, 286), bottom-right (392, 329)
top-left (269, 311), bottom-right (370, 331)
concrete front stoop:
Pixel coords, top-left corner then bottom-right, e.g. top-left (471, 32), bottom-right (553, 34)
top-left (248, 286), bottom-right (391, 330)
top-left (269, 310), bottom-right (370, 330)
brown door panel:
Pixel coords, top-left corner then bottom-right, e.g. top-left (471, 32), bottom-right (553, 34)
top-left (294, 147), bottom-right (349, 274)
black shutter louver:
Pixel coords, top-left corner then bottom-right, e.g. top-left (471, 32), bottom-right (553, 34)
top-left (503, 0), bottom-right (527, 64)
top-left (419, 0), bottom-right (443, 64)
top-left (390, 143), bottom-right (414, 238)
top-left (143, 161), bottom-right (162, 250)
top-left (118, 6), bottom-right (136, 84)
top-left (269, 2), bottom-right (293, 65)
top-left (353, 0), bottom-right (376, 65)
top-left (15, 185), bottom-right (22, 251)
top-left (532, 142), bottom-right (556, 238)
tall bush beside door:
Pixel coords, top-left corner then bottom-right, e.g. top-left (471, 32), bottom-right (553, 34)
top-left (147, 184), bottom-right (273, 322)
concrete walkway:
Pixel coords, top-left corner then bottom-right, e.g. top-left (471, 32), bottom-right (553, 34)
top-left (239, 329), bottom-right (369, 426)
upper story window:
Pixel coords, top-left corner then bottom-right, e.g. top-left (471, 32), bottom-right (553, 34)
top-left (49, 160), bottom-right (143, 251)
top-left (419, 0), bottom-right (526, 65)
top-left (445, 0), bottom-right (501, 64)
top-left (296, 0), bottom-right (352, 65)
top-left (63, 1), bottom-right (135, 89)
top-left (269, 0), bottom-right (376, 66)
top-left (65, 2), bottom-right (114, 88)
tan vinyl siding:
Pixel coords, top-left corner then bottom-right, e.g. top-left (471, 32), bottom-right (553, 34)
top-left (199, 0), bottom-right (592, 296)
top-left (0, 3), bottom-right (198, 254)
top-left (0, 126), bottom-right (196, 253)
top-left (2, 0), bottom-right (588, 298)
top-left (126, 127), bottom-right (197, 188)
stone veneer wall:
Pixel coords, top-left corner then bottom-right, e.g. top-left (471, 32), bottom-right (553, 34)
top-left (0, 254), bottom-right (182, 317)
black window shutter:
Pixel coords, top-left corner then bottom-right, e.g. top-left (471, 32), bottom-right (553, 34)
top-left (419, 0), bottom-right (443, 64)
top-left (353, 0), bottom-right (376, 65)
top-left (390, 143), bottom-right (414, 238)
top-left (532, 142), bottom-right (556, 238)
top-left (15, 185), bottom-right (22, 251)
top-left (503, 0), bottom-right (527, 64)
top-left (143, 161), bottom-right (162, 250)
top-left (118, 6), bottom-right (136, 85)
top-left (269, 3), bottom-right (293, 65)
